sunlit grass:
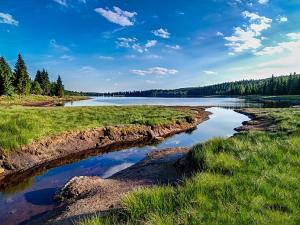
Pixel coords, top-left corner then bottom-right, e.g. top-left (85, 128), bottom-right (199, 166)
top-left (77, 108), bottom-right (300, 225)
top-left (0, 106), bottom-right (189, 151)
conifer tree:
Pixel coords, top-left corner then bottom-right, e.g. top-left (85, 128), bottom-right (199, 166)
top-left (31, 80), bottom-right (43, 95)
top-left (34, 69), bottom-right (50, 95)
top-left (0, 56), bottom-right (14, 96)
top-left (14, 54), bottom-right (31, 95)
top-left (55, 75), bottom-right (64, 97)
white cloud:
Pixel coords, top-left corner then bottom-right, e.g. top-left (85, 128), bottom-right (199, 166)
top-left (60, 55), bottom-right (74, 61)
top-left (98, 56), bottom-right (114, 60)
top-left (277, 16), bottom-right (288, 23)
top-left (53, 0), bottom-right (68, 6)
top-left (255, 32), bottom-right (300, 56)
top-left (152, 28), bottom-right (171, 39)
top-left (116, 37), bottom-right (137, 48)
top-left (203, 70), bottom-right (218, 75)
top-left (224, 11), bottom-right (272, 53)
top-left (50, 39), bottom-right (69, 51)
top-left (166, 44), bottom-right (181, 50)
top-left (94, 6), bottom-right (137, 26)
top-left (0, 12), bottom-right (19, 26)
top-left (216, 32), bottom-right (224, 36)
top-left (258, 0), bottom-right (269, 5)
top-left (116, 38), bottom-right (156, 53)
top-left (131, 67), bottom-right (178, 76)
top-left (145, 40), bottom-right (157, 48)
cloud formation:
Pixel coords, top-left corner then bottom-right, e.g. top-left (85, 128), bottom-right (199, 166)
top-left (95, 6), bottom-right (137, 26)
top-left (203, 70), bottom-right (218, 75)
top-left (255, 33), bottom-right (300, 56)
top-left (131, 67), bottom-right (178, 76)
top-left (116, 38), bottom-right (157, 53)
top-left (152, 28), bottom-right (171, 38)
top-left (0, 12), bottom-right (19, 26)
top-left (225, 11), bottom-right (272, 53)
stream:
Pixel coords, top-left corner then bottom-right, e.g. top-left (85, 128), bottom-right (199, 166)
top-left (0, 106), bottom-right (249, 225)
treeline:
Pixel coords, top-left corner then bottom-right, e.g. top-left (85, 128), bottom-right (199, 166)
top-left (104, 73), bottom-right (300, 97)
top-left (0, 54), bottom-right (64, 97)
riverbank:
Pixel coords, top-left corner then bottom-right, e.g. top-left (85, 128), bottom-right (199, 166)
top-left (0, 106), bottom-right (209, 187)
top-left (0, 95), bottom-right (89, 107)
top-left (41, 107), bottom-right (300, 225)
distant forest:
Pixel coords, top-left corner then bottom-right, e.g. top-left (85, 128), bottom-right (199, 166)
top-left (90, 73), bottom-right (300, 97)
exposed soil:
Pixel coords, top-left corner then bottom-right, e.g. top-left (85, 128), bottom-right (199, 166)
top-left (26, 147), bottom-right (189, 225)
top-left (234, 108), bottom-right (274, 132)
top-left (0, 107), bottom-right (210, 186)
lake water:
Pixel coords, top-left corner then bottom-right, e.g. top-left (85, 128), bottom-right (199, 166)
top-left (0, 103), bottom-right (250, 225)
top-left (64, 96), bottom-right (263, 107)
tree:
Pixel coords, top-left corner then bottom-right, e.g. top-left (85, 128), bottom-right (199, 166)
top-left (14, 54), bottom-right (31, 95)
top-left (34, 69), bottom-right (50, 95)
top-left (31, 81), bottom-right (43, 95)
top-left (55, 75), bottom-right (64, 97)
top-left (0, 56), bottom-right (14, 96)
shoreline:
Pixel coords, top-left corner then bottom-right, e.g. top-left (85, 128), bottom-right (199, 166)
top-left (0, 106), bottom-right (210, 189)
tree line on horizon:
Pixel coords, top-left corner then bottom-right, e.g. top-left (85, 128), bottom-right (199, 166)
top-left (101, 73), bottom-right (300, 97)
top-left (0, 54), bottom-right (64, 97)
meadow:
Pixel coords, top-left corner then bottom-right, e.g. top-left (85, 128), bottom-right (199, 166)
top-left (0, 106), bottom-right (190, 152)
top-left (77, 108), bottom-right (300, 225)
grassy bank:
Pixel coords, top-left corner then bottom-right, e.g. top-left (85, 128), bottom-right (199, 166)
top-left (0, 95), bottom-right (88, 106)
top-left (78, 108), bottom-right (300, 225)
top-left (244, 95), bottom-right (300, 104)
top-left (0, 106), bottom-right (191, 152)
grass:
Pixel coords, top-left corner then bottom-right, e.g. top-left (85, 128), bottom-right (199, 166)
top-left (77, 108), bottom-right (300, 225)
top-left (0, 94), bottom-right (88, 106)
top-left (0, 106), bottom-right (190, 152)
top-left (245, 95), bottom-right (300, 104)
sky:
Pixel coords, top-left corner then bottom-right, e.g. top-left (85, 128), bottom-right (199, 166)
top-left (0, 0), bottom-right (300, 92)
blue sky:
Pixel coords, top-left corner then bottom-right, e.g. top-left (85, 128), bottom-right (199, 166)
top-left (0, 0), bottom-right (300, 92)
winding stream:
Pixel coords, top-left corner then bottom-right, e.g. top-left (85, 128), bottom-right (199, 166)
top-left (0, 106), bottom-right (249, 225)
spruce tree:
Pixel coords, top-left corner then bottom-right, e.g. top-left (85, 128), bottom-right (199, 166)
top-left (14, 54), bottom-right (31, 95)
top-left (55, 75), bottom-right (64, 97)
top-left (31, 80), bottom-right (43, 95)
top-left (0, 56), bottom-right (14, 96)
top-left (34, 69), bottom-right (50, 95)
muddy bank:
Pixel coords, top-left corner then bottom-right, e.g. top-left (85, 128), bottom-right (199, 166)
top-left (26, 147), bottom-right (189, 225)
top-left (0, 107), bottom-right (209, 185)
top-left (234, 108), bottom-right (274, 132)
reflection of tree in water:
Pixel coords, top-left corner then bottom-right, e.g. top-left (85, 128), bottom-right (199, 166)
top-left (2, 176), bottom-right (34, 196)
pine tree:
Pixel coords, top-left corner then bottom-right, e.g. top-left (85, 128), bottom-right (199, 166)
top-left (14, 54), bottom-right (31, 95)
top-left (31, 80), bottom-right (43, 95)
top-left (34, 69), bottom-right (50, 95)
top-left (55, 75), bottom-right (64, 97)
top-left (0, 56), bottom-right (15, 96)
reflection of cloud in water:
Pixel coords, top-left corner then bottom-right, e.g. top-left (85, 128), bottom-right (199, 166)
top-left (102, 162), bottom-right (135, 179)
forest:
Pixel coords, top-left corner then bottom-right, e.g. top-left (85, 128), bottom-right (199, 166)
top-left (103, 73), bottom-right (300, 97)
top-left (0, 54), bottom-right (64, 97)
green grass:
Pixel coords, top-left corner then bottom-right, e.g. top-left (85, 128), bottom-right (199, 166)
top-left (0, 106), bottom-right (190, 152)
top-left (0, 94), bottom-right (88, 106)
top-left (77, 108), bottom-right (300, 225)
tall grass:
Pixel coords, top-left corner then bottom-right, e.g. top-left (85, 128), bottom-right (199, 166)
top-left (77, 108), bottom-right (300, 225)
top-left (0, 106), bottom-right (189, 151)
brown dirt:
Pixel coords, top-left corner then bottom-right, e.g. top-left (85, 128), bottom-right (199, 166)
top-left (26, 147), bottom-right (189, 225)
top-left (0, 107), bottom-right (210, 187)
top-left (234, 108), bottom-right (274, 132)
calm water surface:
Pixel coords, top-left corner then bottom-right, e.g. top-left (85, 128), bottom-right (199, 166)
top-left (65, 96), bottom-right (261, 107)
top-left (0, 106), bottom-right (249, 225)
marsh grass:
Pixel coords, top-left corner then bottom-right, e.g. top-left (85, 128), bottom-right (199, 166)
top-left (77, 108), bottom-right (300, 225)
top-left (0, 106), bottom-right (188, 151)
top-left (0, 95), bottom-right (87, 106)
